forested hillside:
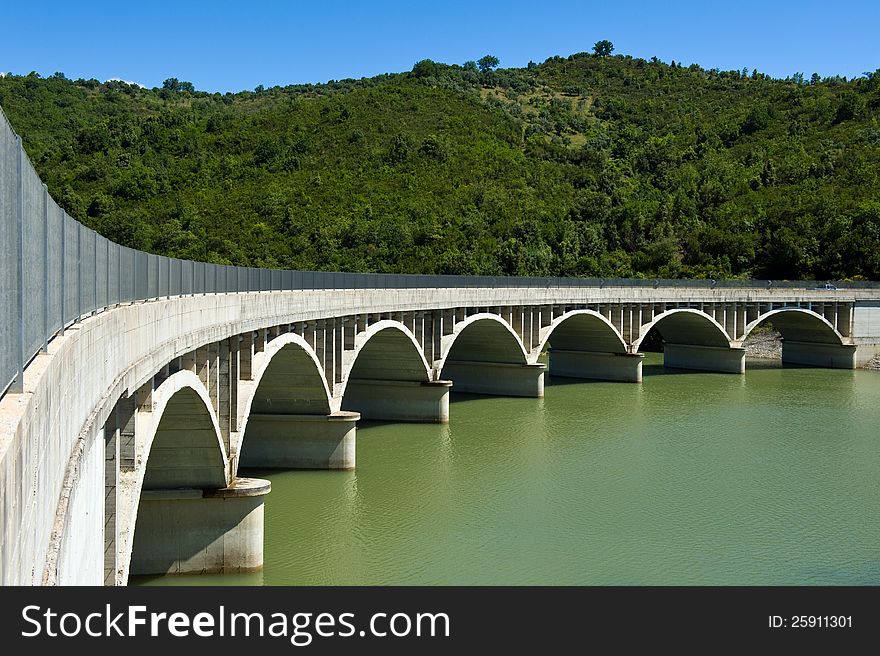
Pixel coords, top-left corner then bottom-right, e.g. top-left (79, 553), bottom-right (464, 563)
top-left (1, 50), bottom-right (879, 279)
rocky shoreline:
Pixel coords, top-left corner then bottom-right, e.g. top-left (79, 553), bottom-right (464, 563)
top-left (743, 331), bottom-right (783, 360)
top-left (744, 330), bottom-right (880, 370)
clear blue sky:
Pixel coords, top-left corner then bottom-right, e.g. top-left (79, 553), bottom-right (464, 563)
top-left (2, 1), bottom-right (878, 92)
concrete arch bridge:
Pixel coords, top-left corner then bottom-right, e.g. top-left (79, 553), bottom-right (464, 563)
top-left (4, 286), bottom-right (879, 586)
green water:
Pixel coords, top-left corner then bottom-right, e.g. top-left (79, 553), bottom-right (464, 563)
top-left (137, 356), bottom-right (880, 586)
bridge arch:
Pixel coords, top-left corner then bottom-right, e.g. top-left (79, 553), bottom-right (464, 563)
top-left (536, 310), bottom-right (637, 382)
top-left (535, 310), bottom-right (627, 358)
top-left (235, 333), bottom-right (332, 460)
top-left (632, 308), bottom-right (732, 352)
top-left (339, 321), bottom-right (447, 422)
top-left (246, 333), bottom-right (333, 415)
top-left (236, 333), bottom-right (342, 469)
top-left (339, 320), bottom-right (432, 397)
top-left (137, 371), bottom-right (229, 491)
top-left (741, 308), bottom-right (845, 345)
top-left (741, 307), bottom-right (855, 368)
top-left (437, 313), bottom-right (528, 373)
top-left (121, 371), bottom-right (229, 582)
top-left (437, 313), bottom-right (542, 397)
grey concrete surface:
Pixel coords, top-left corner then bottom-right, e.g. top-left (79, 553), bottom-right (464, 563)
top-left (240, 411), bottom-right (359, 470)
top-left (549, 350), bottom-right (644, 382)
top-left (663, 344), bottom-right (747, 374)
top-left (129, 478), bottom-right (269, 576)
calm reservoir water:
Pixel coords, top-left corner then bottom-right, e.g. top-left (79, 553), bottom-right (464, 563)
top-left (136, 355), bottom-right (880, 585)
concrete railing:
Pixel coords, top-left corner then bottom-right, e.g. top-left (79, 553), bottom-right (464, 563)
top-left (2, 103), bottom-right (879, 399)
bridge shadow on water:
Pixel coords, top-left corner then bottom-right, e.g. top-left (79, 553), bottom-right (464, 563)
top-left (349, 419), bottom-right (430, 429)
top-left (639, 356), bottom-right (789, 378)
top-left (744, 357), bottom-right (787, 370)
top-left (641, 364), bottom-right (717, 377)
top-left (131, 570), bottom-right (264, 586)
top-left (448, 391), bottom-right (544, 406)
top-left (539, 358), bottom-right (790, 385)
top-left (544, 375), bottom-right (637, 387)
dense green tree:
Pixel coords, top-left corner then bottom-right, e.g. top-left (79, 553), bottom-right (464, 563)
top-left (418, 134), bottom-right (448, 161)
top-left (477, 55), bottom-right (500, 72)
top-left (593, 40), bottom-right (614, 57)
top-left (387, 133), bottom-right (412, 163)
top-left (412, 59), bottom-right (441, 78)
top-left (834, 92), bottom-right (866, 123)
top-left (161, 77), bottom-right (195, 92)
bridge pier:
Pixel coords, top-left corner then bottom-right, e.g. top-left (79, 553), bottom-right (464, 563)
top-left (662, 344), bottom-right (746, 374)
top-left (548, 350), bottom-right (644, 383)
top-left (782, 341), bottom-right (857, 369)
top-left (129, 477), bottom-right (270, 578)
top-left (440, 361), bottom-right (546, 397)
top-left (342, 379), bottom-right (451, 422)
top-left (240, 411), bottom-right (359, 469)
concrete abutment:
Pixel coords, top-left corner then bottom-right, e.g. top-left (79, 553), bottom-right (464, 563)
top-left (549, 350), bottom-right (644, 383)
top-left (662, 344), bottom-right (747, 374)
top-left (854, 343), bottom-right (880, 367)
top-left (240, 411), bottom-right (359, 470)
top-left (342, 379), bottom-right (451, 423)
top-left (781, 341), bottom-right (857, 369)
top-left (129, 477), bottom-right (270, 577)
top-left (440, 361), bottom-right (546, 397)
